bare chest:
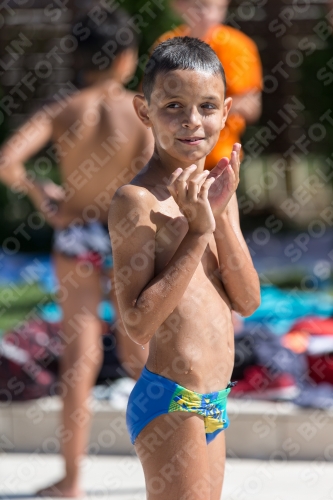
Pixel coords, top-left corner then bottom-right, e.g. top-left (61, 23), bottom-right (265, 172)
top-left (154, 199), bottom-right (219, 279)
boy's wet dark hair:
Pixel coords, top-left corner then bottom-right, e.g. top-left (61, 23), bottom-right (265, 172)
top-left (142, 37), bottom-right (227, 102)
top-left (71, 8), bottom-right (138, 73)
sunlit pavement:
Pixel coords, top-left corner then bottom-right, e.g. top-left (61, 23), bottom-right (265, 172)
top-left (1, 454), bottom-right (333, 500)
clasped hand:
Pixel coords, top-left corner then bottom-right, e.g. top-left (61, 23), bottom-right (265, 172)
top-left (167, 143), bottom-right (240, 234)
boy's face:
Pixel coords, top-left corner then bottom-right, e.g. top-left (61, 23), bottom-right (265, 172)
top-left (173, 0), bottom-right (229, 28)
top-left (145, 69), bottom-right (231, 165)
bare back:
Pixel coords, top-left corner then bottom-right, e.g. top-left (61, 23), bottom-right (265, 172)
top-left (52, 82), bottom-right (152, 224)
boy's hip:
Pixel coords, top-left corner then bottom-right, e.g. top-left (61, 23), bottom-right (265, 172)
top-left (126, 366), bottom-right (236, 444)
top-left (53, 221), bottom-right (112, 269)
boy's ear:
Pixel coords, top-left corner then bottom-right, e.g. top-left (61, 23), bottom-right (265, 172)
top-left (133, 94), bottom-right (151, 127)
top-left (221, 97), bottom-right (233, 129)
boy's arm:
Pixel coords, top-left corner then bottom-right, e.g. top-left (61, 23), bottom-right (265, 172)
top-left (224, 31), bottom-right (263, 124)
top-left (214, 193), bottom-right (260, 317)
top-left (0, 110), bottom-right (53, 191)
top-left (109, 168), bottom-right (215, 345)
top-left (229, 91), bottom-right (262, 124)
top-left (0, 108), bottom-right (63, 224)
top-left (208, 145), bottom-right (260, 317)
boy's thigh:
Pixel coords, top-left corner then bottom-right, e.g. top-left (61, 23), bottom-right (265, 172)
top-left (207, 431), bottom-right (226, 500)
top-left (53, 252), bottom-right (102, 304)
top-left (135, 412), bottom-right (210, 500)
top-left (53, 252), bottom-right (103, 357)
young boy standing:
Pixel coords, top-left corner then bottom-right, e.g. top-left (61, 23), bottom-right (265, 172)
top-left (154, 0), bottom-right (263, 169)
top-left (109, 37), bottom-right (260, 500)
top-left (0, 9), bottom-right (152, 497)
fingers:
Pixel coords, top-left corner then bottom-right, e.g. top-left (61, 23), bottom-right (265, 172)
top-left (198, 177), bottom-right (215, 199)
top-left (168, 164), bottom-right (197, 202)
top-left (211, 143), bottom-right (240, 179)
top-left (48, 183), bottom-right (65, 201)
top-left (211, 145), bottom-right (239, 198)
top-left (208, 157), bottom-right (229, 180)
top-left (196, 170), bottom-right (211, 193)
top-left (168, 165), bottom-right (220, 204)
top-left (232, 143), bottom-right (241, 155)
top-left (187, 170), bottom-right (210, 200)
top-left (230, 143), bottom-right (241, 179)
top-left (37, 180), bottom-right (65, 198)
top-left (167, 167), bottom-right (183, 199)
top-left (177, 164), bottom-right (197, 183)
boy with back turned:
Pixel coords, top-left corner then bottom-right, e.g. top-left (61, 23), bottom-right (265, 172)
top-left (109, 37), bottom-right (261, 499)
top-left (0, 8), bottom-right (151, 497)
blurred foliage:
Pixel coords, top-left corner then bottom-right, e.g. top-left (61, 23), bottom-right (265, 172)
top-left (0, 86), bottom-right (9, 145)
top-left (0, 283), bottom-right (53, 331)
top-left (299, 32), bottom-right (333, 155)
top-left (120, 0), bottom-right (180, 91)
top-left (261, 270), bottom-right (333, 290)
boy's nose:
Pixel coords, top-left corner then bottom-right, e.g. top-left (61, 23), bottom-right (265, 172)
top-left (182, 108), bottom-right (201, 128)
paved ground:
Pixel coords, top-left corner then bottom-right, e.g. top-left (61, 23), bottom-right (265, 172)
top-left (0, 454), bottom-right (333, 500)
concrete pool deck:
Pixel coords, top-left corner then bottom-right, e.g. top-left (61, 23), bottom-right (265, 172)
top-left (1, 397), bottom-right (333, 461)
top-left (1, 453), bottom-right (333, 500)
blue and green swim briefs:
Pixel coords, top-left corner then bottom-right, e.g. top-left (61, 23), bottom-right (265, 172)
top-left (126, 366), bottom-right (235, 445)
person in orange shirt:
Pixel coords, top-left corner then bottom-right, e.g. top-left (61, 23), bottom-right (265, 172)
top-left (154, 0), bottom-right (263, 169)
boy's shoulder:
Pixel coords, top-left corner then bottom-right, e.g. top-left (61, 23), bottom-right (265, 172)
top-left (114, 182), bottom-right (154, 200)
top-left (109, 183), bottom-right (159, 238)
top-left (111, 183), bottom-right (158, 219)
top-left (46, 87), bottom-right (94, 128)
top-left (53, 83), bottom-right (135, 122)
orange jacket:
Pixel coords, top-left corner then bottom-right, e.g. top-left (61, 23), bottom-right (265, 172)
top-left (155, 25), bottom-right (263, 169)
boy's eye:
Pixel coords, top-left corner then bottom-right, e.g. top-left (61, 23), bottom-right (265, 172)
top-left (166, 103), bottom-right (181, 108)
top-left (202, 103), bottom-right (216, 110)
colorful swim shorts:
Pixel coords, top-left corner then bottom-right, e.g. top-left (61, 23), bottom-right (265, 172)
top-left (53, 221), bottom-right (112, 270)
top-left (126, 366), bottom-right (235, 445)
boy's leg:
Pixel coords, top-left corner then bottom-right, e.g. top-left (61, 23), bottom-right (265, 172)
top-left (109, 268), bottom-right (148, 380)
top-left (38, 253), bottom-right (103, 497)
top-left (135, 413), bottom-right (211, 500)
top-left (207, 431), bottom-right (226, 500)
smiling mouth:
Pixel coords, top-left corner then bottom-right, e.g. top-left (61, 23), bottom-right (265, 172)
top-left (177, 137), bottom-right (205, 145)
